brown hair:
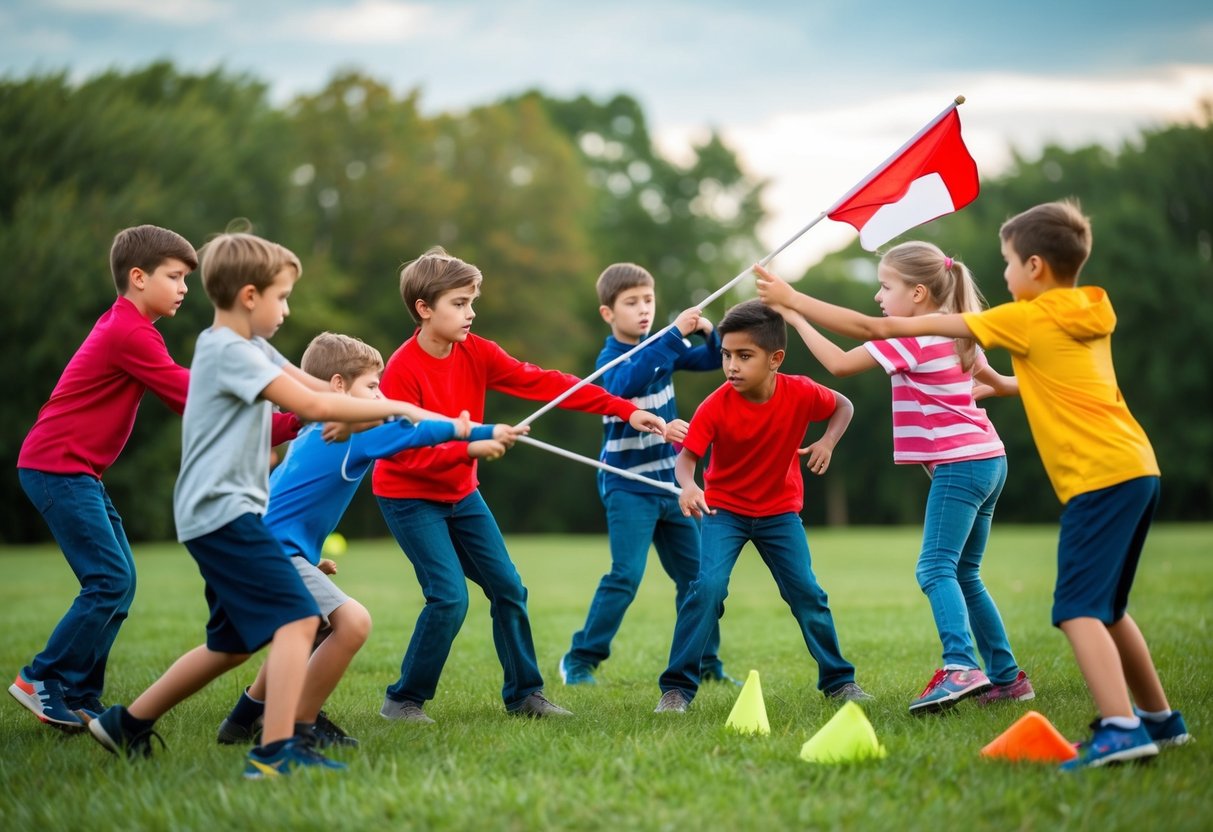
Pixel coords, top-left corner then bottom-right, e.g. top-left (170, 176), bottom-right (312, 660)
top-left (198, 232), bottom-right (301, 310)
top-left (880, 241), bottom-right (985, 371)
top-left (596, 262), bottom-right (654, 308)
top-left (300, 332), bottom-right (384, 383)
top-left (999, 199), bottom-right (1092, 282)
top-left (109, 225), bottom-right (198, 293)
top-left (399, 246), bottom-right (482, 324)
top-left (718, 299), bottom-right (786, 354)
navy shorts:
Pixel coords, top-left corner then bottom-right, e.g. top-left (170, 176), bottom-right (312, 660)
top-left (1053, 476), bottom-right (1160, 626)
top-left (184, 513), bottom-right (321, 654)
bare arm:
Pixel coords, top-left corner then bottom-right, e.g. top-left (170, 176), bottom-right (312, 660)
top-left (674, 448), bottom-right (712, 519)
top-left (779, 306), bottom-right (878, 377)
top-left (799, 390), bottom-right (854, 475)
top-left (973, 363), bottom-right (1019, 398)
top-left (754, 263), bottom-right (974, 341)
top-left (261, 373), bottom-right (416, 424)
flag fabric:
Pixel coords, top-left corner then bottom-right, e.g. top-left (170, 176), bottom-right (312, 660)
top-left (827, 109), bottom-right (979, 251)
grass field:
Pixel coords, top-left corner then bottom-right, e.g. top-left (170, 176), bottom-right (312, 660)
top-left (1, 524), bottom-right (1210, 831)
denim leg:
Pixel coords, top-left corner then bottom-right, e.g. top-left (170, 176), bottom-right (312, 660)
top-left (751, 513), bottom-right (855, 692)
top-left (650, 499), bottom-right (722, 675)
top-left (446, 491), bottom-right (543, 709)
top-left (568, 491), bottom-right (660, 667)
top-left (19, 470), bottom-right (136, 704)
top-left (378, 496), bottom-right (470, 705)
top-left (659, 510), bottom-right (746, 699)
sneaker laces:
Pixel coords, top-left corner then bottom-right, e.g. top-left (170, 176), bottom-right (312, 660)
top-left (918, 669), bottom-right (948, 698)
top-left (129, 727), bottom-right (167, 758)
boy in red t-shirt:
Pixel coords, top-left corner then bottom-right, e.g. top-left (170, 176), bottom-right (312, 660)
top-left (654, 300), bottom-right (870, 712)
top-left (10, 225), bottom-right (301, 732)
top-left (374, 247), bottom-right (665, 722)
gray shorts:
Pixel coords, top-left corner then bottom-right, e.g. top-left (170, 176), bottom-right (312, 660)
top-left (292, 557), bottom-right (351, 626)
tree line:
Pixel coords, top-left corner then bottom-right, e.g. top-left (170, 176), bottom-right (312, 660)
top-left (2, 63), bottom-right (1209, 542)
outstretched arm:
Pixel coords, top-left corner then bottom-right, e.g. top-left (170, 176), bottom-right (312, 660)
top-left (777, 306), bottom-right (878, 377)
top-left (754, 263), bottom-right (974, 341)
top-left (973, 363), bottom-right (1019, 399)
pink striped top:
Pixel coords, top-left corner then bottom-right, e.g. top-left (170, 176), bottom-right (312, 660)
top-left (863, 335), bottom-right (1004, 466)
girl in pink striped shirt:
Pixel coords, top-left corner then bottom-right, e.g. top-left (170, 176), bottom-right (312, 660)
top-left (762, 242), bottom-right (1033, 715)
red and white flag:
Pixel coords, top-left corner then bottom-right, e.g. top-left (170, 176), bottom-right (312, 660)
top-left (828, 109), bottom-right (979, 251)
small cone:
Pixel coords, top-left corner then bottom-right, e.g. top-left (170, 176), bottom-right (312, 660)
top-left (799, 701), bottom-right (887, 763)
top-left (981, 710), bottom-right (1078, 763)
top-left (725, 669), bottom-right (770, 735)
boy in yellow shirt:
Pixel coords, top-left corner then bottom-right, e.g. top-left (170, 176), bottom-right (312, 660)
top-left (755, 200), bottom-right (1190, 770)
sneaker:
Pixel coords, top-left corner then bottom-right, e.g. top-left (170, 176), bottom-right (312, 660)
top-left (509, 691), bottom-right (573, 718)
top-left (88, 705), bottom-right (164, 758)
top-left (243, 733), bottom-right (347, 779)
top-left (217, 713), bottom-right (264, 745)
top-left (1135, 708), bottom-right (1193, 748)
top-left (559, 653), bottom-right (596, 686)
top-left (312, 710), bottom-right (359, 748)
top-left (654, 689), bottom-right (690, 713)
top-left (908, 668), bottom-right (990, 714)
top-left (826, 682), bottom-right (874, 702)
top-left (70, 696), bottom-right (106, 724)
top-left (700, 667), bottom-right (743, 687)
top-left (1060, 720), bottom-right (1159, 771)
top-left (380, 696), bottom-right (435, 724)
top-left (975, 670), bottom-right (1035, 705)
top-left (8, 671), bottom-right (85, 731)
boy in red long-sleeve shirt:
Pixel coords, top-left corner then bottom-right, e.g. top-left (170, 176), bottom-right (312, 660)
top-left (374, 247), bottom-right (666, 722)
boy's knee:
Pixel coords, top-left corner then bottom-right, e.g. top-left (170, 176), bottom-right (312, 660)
top-left (333, 602), bottom-right (372, 646)
top-left (429, 592), bottom-right (470, 625)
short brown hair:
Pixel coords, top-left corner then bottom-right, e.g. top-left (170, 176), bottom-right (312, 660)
top-left (718, 299), bottom-right (786, 354)
top-left (999, 199), bottom-right (1092, 282)
top-left (300, 332), bottom-right (384, 383)
top-left (198, 232), bottom-right (302, 310)
top-left (596, 262), bottom-right (654, 308)
top-left (399, 246), bottom-right (482, 324)
top-left (109, 225), bottom-right (198, 293)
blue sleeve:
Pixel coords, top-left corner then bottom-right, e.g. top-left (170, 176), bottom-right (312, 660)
top-left (673, 329), bottom-right (722, 373)
top-left (469, 424), bottom-right (497, 442)
top-left (347, 419), bottom-right (459, 468)
top-left (599, 329), bottom-right (688, 398)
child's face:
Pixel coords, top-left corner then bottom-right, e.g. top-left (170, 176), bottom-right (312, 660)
top-left (720, 331), bottom-right (781, 400)
top-left (602, 285), bottom-right (655, 343)
top-left (344, 370), bottom-right (383, 400)
top-left (420, 285), bottom-right (478, 343)
top-left (873, 265), bottom-right (922, 317)
top-left (1000, 237), bottom-right (1038, 301)
top-left (249, 267), bottom-right (297, 339)
top-left (137, 257), bottom-right (191, 319)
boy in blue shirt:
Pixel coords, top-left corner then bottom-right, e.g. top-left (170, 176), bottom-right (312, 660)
top-left (215, 332), bottom-right (520, 747)
top-left (561, 263), bottom-right (733, 686)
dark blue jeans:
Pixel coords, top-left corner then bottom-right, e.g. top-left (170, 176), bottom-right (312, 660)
top-left (567, 489), bottom-right (722, 674)
top-left (377, 490), bottom-right (543, 710)
top-left (660, 510), bottom-right (855, 700)
top-left (18, 469), bottom-right (136, 707)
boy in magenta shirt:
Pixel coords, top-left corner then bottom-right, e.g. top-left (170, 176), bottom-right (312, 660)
top-left (10, 225), bottom-right (299, 731)
top-left (655, 300), bottom-right (869, 712)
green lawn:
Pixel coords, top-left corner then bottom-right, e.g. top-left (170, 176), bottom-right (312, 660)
top-left (1, 525), bottom-right (1210, 830)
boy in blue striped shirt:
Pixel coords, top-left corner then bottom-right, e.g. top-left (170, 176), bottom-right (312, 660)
top-left (561, 263), bottom-right (734, 686)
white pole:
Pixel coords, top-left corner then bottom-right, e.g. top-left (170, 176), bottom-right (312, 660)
top-left (514, 435), bottom-right (681, 495)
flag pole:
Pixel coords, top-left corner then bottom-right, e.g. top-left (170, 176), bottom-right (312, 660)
top-left (515, 435), bottom-right (681, 495)
top-left (516, 95), bottom-right (966, 429)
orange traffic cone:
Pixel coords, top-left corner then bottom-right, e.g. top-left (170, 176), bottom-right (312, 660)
top-left (981, 710), bottom-right (1078, 763)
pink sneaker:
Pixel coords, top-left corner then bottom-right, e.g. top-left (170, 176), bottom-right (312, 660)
top-left (908, 668), bottom-right (991, 714)
top-left (975, 670), bottom-right (1035, 705)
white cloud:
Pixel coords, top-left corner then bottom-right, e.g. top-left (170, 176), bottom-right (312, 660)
top-left (45, 0), bottom-right (229, 24)
top-left (289, 0), bottom-right (439, 44)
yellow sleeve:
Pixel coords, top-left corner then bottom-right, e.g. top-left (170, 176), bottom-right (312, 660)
top-left (963, 302), bottom-right (1031, 356)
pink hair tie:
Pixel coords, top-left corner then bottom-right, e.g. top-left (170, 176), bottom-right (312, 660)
top-left (944, 256), bottom-right (954, 269)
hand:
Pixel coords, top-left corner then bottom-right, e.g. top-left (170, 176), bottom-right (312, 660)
top-left (753, 263), bottom-right (795, 308)
top-left (798, 441), bottom-right (834, 476)
top-left (678, 483), bottom-right (714, 519)
top-left (452, 409), bottom-right (473, 439)
top-left (673, 307), bottom-right (702, 337)
top-left (318, 558), bottom-right (338, 575)
top-left (971, 382), bottom-right (995, 401)
top-left (468, 439), bottom-right (509, 461)
top-left (628, 409), bottom-right (666, 435)
top-left (492, 423), bottom-right (529, 448)
top-left (322, 421), bottom-right (352, 443)
top-left (696, 315), bottom-right (714, 337)
top-left (664, 418), bottom-right (690, 444)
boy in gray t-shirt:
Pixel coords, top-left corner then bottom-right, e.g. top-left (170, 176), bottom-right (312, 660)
top-left (88, 233), bottom-right (455, 780)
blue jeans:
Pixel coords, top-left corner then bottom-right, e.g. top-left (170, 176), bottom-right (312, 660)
top-left (18, 469), bottom-right (137, 706)
top-left (377, 490), bottom-right (543, 710)
top-left (916, 456), bottom-right (1020, 684)
top-left (568, 490), bottom-right (722, 674)
top-left (660, 510), bottom-right (854, 699)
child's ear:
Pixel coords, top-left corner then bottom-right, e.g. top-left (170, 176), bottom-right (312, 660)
top-left (415, 299), bottom-right (433, 321)
top-left (127, 267), bottom-right (146, 291)
top-left (599, 304), bottom-right (614, 325)
top-left (769, 348), bottom-right (786, 370)
top-left (329, 374), bottom-right (346, 394)
top-left (912, 283), bottom-right (929, 303)
top-left (238, 284), bottom-right (258, 309)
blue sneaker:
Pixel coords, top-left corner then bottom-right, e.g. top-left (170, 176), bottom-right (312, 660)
top-left (1135, 708), bottom-right (1193, 748)
top-left (700, 667), bottom-right (743, 687)
top-left (559, 653), bottom-right (596, 686)
top-left (8, 671), bottom-right (85, 731)
top-left (243, 734), bottom-right (347, 779)
top-left (69, 696), bottom-right (106, 724)
top-left (88, 705), bottom-right (164, 758)
top-left (909, 668), bottom-right (991, 714)
top-left (1060, 720), bottom-right (1159, 771)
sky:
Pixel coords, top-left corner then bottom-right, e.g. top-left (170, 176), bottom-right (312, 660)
top-left (4, 0), bottom-right (1213, 272)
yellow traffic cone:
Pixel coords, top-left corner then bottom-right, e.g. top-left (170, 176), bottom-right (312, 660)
top-left (725, 669), bottom-right (770, 735)
top-left (799, 701), bottom-right (887, 763)
top-left (980, 710), bottom-right (1078, 763)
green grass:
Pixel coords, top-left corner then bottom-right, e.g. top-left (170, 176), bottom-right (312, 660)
top-left (1, 525), bottom-right (1210, 831)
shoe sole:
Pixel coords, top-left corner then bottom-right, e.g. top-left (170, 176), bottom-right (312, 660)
top-left (8, 683), bottom-right (86, 731)
top-left (909, 681), bottom-right (992, 715)
top-left (1067, 742), bottom-right (1160, 769)
top-left (88, 717), bottom-right (122, 754)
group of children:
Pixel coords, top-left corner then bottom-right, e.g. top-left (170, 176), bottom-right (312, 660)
top-left (10, 198), bottom-right (1190, 777)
